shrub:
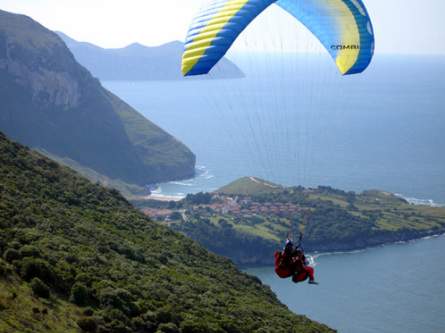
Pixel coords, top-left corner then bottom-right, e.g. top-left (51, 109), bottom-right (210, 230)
top-left (109, 243), bottom-right (145, 263)
top-left (53, 259), bottom-right (76, 292)
top-left (156, 322), bottom-right (179, 333)
top-left (99, 288), bottom-right (133, 315)
top-left (102, 308), bottom-right (129, 325)
top-left (130, 317), bottom-right (144, 331)
top-left (8, 241), bottom-right (21, 250)
top-left (133, 318), bottom-right (156, 333)
top-left (107, 320), bottom-right (130, 333)
top-left (0, 260), bottom-right (12, 277)
top-left (155, 307), bottom-right (172, 324)
top-left (180, 320), bottom-right (223, 333)
top-left (140, 311), bottom-right (157, 330)
top-left (0, 239), bottom-right (5, 256)
top-left (0, 300), bottom-right (7, 311)
top-left (19, 245), bottom-right (41, 258)
top-left (70, 282), bottom-right (90, 306)
top-left (77, 317), bottom-right (98, 332)
top-left (83, 308), bottom-right (94, 316)
top-left (75, 273), bottom-right (94, 286)
top-left (30, 278), bottom-right (50, 299)
top-left (20, 258), bottom-right (54, 284)
top-left (159, 253), bottom-right (169, 265)
top-left (65, 254), bottom-right (79, 264)
top-left (3, 249), bottom-right (21, 263)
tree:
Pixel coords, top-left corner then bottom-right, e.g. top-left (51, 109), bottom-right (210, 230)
top-left (70, 282), bottom-right (90, 306)
top-left (3, 249), bottom-right (20, 263)
top-left (30, 278), bottom-right (50, 299)
top-left (77, 317), bottom-right (98, 332)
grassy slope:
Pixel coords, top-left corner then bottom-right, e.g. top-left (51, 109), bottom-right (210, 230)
top-left (0, 133), bottom-right (333, 333)
top-left (107, 92), bottom-right (196, 174)
top-left (37, 149), bottom-right (147, 198)
top-left (218, 178), bottom-right (445, 238)
top-left (0, 268), bottom-right (80, 333)
top-left (309, 189), bottom-right (445, 233)
top-left (217, 177), bottom-right (283, 196)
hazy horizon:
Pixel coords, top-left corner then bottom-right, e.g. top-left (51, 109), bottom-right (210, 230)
top-left (1, 0), bottom-right (445, 55)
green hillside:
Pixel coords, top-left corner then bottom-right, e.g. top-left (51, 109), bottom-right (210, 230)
top-left (217, 177), bottom-right (283, 196)
top-left (140, 179), bottom-right (445, 265)
top-left (0, 133), bottom-right (333, 333)
top-left (0, 10), bottom-right (195, 187)
top-left (38, 149), bottom-right (147, 198)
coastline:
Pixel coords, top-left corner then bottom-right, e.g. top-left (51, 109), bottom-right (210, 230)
top-left (134, 178), bottom-right (445, 268)
top-left (312, 231), bottom-right (445, 258)
top-left (239, 230), bottom-right (445, 268)
top-left (303, 226), bottom-right (445, 254)
top-left (142, 193), bottom-right (184, 202)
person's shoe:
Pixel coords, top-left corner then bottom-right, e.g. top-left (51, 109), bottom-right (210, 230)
top-left (308, 280), bottom-right (319, 285)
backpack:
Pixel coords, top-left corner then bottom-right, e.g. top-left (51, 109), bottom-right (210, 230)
top-left (274, 251), bottom-right (294, 278)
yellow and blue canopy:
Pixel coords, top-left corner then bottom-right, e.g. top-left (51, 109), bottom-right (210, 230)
top-left (182, 0), bottom-right (375, 76)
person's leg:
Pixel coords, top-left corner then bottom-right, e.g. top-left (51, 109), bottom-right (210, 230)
top-left (306, 266), bottom-right (319, 284)
top-left (292, 271), bottom-right (308, 283)
top-left (305, 266), bottom-right (315, 281)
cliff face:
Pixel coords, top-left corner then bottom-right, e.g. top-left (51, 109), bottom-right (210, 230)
top-left (0, 10), bottom-right (195, 185)
top-left (56, 31), bottom-right (244, 81)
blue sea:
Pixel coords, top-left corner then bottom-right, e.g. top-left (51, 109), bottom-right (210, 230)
top-left (103, 55), bottom-right (445, 203)
top-left (246, 235), bottom-right (445, 333)
top-left (103, 54), bottom-right (445, 332)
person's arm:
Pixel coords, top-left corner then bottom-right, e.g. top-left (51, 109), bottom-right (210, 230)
top-left (295, 232), bottom-right (304, 251)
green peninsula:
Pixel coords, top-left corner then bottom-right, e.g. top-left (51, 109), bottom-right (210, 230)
top-left (136, 177), bottom-right (445, 266)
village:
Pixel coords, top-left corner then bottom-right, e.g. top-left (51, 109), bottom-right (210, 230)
top-left (142, 193), bottom-right (307, 222)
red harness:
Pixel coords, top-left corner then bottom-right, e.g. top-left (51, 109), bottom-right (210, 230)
top-left (274, 251), bottom-right (294, 278)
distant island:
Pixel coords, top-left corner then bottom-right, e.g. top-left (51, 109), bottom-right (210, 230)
top-left (0, 10), bottom-right (196, 188)
top-left (135, 177), bottom-right (445, 266)
top-left (56, 32), bottom-right (245, 81)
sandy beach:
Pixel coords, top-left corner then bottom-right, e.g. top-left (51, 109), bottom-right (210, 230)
top-left (143, 193), bottom-right (184, 202)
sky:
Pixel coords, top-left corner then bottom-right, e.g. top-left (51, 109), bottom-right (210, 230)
top-left (1, 0), bottom-right (445, 54)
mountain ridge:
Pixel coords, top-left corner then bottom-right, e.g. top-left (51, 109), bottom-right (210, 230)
top-left (0, 9), bottom-right (195, 186)
top-left (56, 31), bottom-right (244, 81)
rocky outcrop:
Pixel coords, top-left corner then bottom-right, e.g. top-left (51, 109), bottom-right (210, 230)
top-left (0, 10), bottom-right (195, 185)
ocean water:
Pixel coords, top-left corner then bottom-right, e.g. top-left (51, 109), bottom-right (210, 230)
top-left (246, 235), bottom-right (445, 333)
top-left (103, 55), bottom-right (445, 203)
top-left (103, 55), bottom-right (445, 332)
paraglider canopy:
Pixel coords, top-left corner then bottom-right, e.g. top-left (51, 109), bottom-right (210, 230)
top-left (182, 0), bottom-right (374, 76)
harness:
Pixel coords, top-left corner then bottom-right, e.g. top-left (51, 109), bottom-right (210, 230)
top-left (275, 232), bottom-right (306, 278)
